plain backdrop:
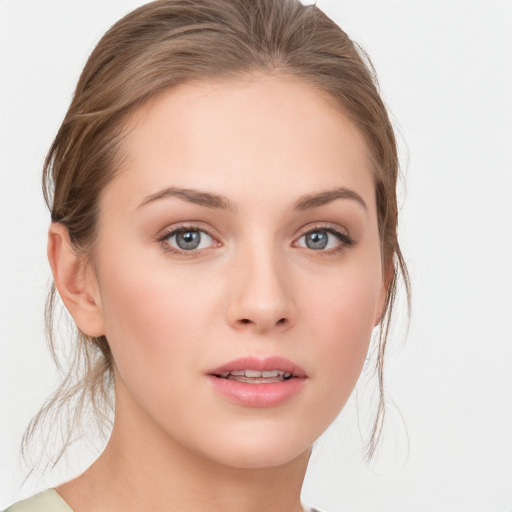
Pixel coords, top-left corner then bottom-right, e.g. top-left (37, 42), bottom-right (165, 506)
top-left (1, 1), bottom-right (511, 511)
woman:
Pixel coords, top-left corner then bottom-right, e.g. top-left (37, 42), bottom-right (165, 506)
top-left (4, 0), bottom-right (408, 510)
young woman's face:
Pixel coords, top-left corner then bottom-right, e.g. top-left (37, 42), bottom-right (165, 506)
top-left (88, 74), bottom-right (387, 469)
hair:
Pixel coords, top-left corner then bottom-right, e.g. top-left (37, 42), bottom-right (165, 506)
top-left (23, 0), bottom-right (410, 471)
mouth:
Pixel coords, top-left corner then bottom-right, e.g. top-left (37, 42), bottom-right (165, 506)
top-left (208, 355), bottom-right (306, 383)
top-left (214, 369), bottom-right (294, 384)
top-left (206, 356), bottom-right (307, 407)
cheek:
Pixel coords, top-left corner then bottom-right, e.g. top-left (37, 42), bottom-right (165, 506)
top-left (300, 257), bottom-right (382, 405)
top-left (95, 251), bottom-right (221, 392)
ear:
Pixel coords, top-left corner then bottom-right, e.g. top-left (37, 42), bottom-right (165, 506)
top-left (374, 261), bottom-right (394, 327)
top-left (47, 223), bottom-right (105, 337)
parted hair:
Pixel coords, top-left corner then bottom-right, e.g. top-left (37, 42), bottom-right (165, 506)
top-left (23, 0), bottom-right (409, 471)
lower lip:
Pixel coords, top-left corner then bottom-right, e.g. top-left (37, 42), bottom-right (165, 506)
top-left (206, 375), bottom-right (307, 408)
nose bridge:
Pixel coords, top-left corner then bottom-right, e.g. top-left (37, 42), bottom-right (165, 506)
top-left (226, 234), bottom-right (295, 333)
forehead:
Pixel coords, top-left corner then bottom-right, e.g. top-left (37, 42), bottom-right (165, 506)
top-left (110, 73), bottom-right (375, 212)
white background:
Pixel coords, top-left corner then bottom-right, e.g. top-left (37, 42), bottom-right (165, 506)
top-left (1, 1), bottom-right (511, 511)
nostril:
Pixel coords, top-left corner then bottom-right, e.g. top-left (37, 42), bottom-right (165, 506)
top-left (235, 317), bottom-right (289, 329)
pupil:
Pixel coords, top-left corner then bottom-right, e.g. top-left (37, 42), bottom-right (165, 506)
top-left (306, 231), bottom-right (328, 250)
top-left (176, 230), bottom-right (201, 250)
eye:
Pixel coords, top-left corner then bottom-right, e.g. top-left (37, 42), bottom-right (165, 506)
top-left (295, 227), bottom-right (353, 252)
top-left (163, 228), bottom-right (216, 252)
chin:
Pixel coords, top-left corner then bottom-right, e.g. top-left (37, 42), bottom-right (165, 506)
top-left (205, 443), bottom-right (311, 470)
top-left (187, 420), bottom-right (317, 470)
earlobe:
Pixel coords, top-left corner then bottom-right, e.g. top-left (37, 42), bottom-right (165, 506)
top-left (47, 223), bottom-right (105, 337)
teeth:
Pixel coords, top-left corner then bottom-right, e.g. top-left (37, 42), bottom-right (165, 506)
top-left (218, 369), bottom-right (291, 379)
top-left (262, 370), bottom-right (279, 377)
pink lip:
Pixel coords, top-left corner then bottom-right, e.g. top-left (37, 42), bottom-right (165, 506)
top-left (208, 356), bottom-right (307, 377)
top-left (206, 356), bottom-right (308, 408)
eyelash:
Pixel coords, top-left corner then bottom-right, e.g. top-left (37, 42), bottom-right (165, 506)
top-left (294, 225), bottom-right (355, 256)
top-left (156, 223), bottom-right (354, 257)
top-left (157, 223), bottom-right (220, 256)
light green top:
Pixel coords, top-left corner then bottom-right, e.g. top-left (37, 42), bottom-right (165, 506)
top-left (4, 489), bottom-right (321, 512)
top-left (4, 489), bottom-right (72, 512)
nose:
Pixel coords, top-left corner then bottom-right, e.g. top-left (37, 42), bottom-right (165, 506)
top-left (225, 247), bottom-right (296, 334)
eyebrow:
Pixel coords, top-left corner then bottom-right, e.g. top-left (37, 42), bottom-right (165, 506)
top-left (294, 187), bottom-right (367, 211)
top-left (137, 185), bottom-right (367, 212)
top-left (137, 187), bottom-right (237, 211)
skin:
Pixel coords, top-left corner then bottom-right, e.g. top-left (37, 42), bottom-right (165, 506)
top-left (48, 73), bottom-right (388, 512)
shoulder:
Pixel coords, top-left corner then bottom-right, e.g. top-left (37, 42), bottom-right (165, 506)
top-left (3, 489), bottom-right (73, 512)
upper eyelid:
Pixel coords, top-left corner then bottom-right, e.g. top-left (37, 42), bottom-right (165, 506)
top-left (294, 222), bottom-right (350, 237)
top-left (157, 222), bottom-right (219, 240)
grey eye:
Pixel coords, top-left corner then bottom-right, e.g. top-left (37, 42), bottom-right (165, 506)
top-left (168, 229), bottom-right (214, 251)
top-left (296, 229), bottom-right (346, 251)
top-left (305, 231), bottom-right (329, 250)
top-left (176, 230), bottom-right (201, 250)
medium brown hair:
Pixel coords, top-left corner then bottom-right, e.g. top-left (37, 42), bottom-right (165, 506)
top-left (24, 0), bottom-right (409, 469)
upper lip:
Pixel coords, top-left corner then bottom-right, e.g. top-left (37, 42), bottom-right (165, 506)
top-left (208, 356), bottom-right (307, 378)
